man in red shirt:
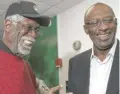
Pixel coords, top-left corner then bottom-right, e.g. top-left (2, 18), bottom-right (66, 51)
top-left (0, 1), bottom-right (62, 94)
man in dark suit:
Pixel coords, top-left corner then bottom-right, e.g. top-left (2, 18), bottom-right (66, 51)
top-left (68, 3), bottom-right (119, 94)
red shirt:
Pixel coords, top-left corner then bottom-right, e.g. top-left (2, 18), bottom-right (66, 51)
top-left (0, 50), bottom-right (37, 94)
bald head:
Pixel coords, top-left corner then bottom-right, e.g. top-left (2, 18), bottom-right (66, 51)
top-left (84, 3), bottom-right (115, 23)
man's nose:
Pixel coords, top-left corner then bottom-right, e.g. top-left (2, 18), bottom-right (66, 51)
top-left (28, 31), bottom-right (37, 39)
top-left (97, 20), bottom-right (109, 31)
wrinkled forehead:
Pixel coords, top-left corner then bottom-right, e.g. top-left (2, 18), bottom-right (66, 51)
top-left (84, 3), bottom-right (115, 21)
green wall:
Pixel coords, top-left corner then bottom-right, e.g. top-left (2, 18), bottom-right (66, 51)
top-left (28, 16), bottom-right (59, 88)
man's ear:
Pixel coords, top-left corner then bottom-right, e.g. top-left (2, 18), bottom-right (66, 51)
top-left (114, 18), bottom-right (117, 25)
top-left (83, 25), bottom-right (89, 34)
top-left (4, 20), bottom-right (12, 33)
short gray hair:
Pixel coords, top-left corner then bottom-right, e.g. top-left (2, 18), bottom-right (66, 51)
top-left (3, 14), bottom-right (25, 37)
top-left (5, 14), bottom-right (25, 23)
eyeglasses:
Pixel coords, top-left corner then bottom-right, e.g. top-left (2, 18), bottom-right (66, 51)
top-left (85, 17), bottom-right (116, 28)
top-left (21, 24), bottom-right (41, 36)
top-left (13, 21), bottom-right (42, 37)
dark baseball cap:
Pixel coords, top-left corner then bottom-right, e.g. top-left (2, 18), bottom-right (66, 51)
top-left (5, 1), bottom-right (51, 27)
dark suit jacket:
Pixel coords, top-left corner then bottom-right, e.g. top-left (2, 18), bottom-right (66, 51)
top-left (68, 41), bottom-right (119, 94)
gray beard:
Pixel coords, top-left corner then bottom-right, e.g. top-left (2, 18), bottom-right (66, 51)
top-left (17, 36), bottom-right (35, 56)
top-left (11, 28), bottom-right (20, 55)
top-left (11, 25), bottom-right (35, 56)
top-left (11, 29), bottom-right (35, 56)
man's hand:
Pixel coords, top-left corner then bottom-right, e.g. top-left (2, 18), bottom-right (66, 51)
top-left (48, 85), bottom-right (63, 94)
top-left (36, 78), bottom-right (62, 94)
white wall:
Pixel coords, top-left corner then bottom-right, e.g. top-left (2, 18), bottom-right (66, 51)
top-left (57, 0), bottom-right (119, 94)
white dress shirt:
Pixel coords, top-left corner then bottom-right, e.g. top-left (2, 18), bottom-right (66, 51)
top-left (89, 39), bottom-right (117, 94)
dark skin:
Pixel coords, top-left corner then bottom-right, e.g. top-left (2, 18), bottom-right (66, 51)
top-left (84, 3), bottom-right (117, 61)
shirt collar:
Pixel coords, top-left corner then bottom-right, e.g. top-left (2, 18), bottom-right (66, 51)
top-left (0, 40), bottom-right (13, 54)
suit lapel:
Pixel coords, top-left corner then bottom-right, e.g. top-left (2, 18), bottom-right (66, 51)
top-left (106, 41), bottom-right (119, 94)
top-left (84, 50), bottom-right (91, 94)
top-left (77, 49), bottom-right (91, 94)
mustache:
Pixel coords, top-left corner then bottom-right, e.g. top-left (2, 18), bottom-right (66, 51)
top-left (21, 36), bottom-right (36, 43)
top-left (96, 30), bottom-right (114, 36)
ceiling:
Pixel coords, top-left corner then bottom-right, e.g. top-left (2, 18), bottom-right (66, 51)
top-left (0, 0), bottom-right (84, 17)
top-left (0, 0), bottom-right (84, 37)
